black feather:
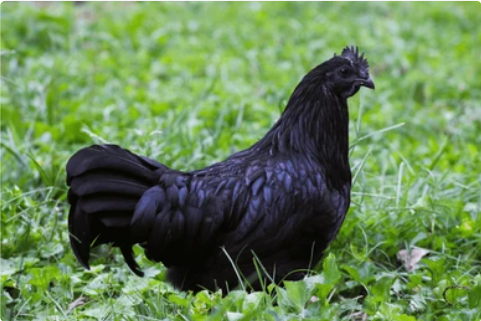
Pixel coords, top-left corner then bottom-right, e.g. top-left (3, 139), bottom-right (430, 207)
top-left (67, 145), bottom-right (165, 275)
top-left (340, 45), bottom-right (369, 70)
top-left (66, 47), bottom-right (374, 293)
top-left (68, 205), bottom-right (91, 270)
top-left (121, 245), bottom-right (144, 277)
top-left (131, 186), bottom-right (165, 243)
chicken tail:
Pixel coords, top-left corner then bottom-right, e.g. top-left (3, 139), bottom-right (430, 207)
top-left (66, 144), bottom-right (167, 276)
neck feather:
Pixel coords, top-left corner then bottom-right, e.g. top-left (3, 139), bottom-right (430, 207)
top-left (253, 74), bottom-right (351, 187)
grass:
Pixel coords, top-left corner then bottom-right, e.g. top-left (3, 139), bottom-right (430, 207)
top-left (1, 2), bottom-right (481, 320)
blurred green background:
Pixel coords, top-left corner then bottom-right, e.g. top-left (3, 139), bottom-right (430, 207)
top-left (1, 2), bottom-right (480, 320)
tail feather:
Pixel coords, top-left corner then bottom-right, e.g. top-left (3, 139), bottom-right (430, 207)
top-left (66, 144), bottom-right (166, 276)
top-left (78, 195), bottom-right (139, 213)
top-left (67, 145), bottom-right (158, 183)
top-left (121, 245), bottom-right (144, 276)
top-left (71, 178), bottom-right (147, 197)
top-left (98, 212), bottom-right (133, 227)
top-left (68, 204), bottom-right (92, 270)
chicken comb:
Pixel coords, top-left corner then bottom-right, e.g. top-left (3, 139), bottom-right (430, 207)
top-left (338, 46), bottom-right (369, 70)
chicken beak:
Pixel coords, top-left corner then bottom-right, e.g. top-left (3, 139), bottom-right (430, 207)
top-left (360, 78), bottom-right (375, 90)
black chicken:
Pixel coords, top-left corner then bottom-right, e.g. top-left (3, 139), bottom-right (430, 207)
top-left (67, 46), bottom-right (374, 292)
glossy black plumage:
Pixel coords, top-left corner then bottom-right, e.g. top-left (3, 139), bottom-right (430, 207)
top-left (66, 46), bottom-right (374, 292)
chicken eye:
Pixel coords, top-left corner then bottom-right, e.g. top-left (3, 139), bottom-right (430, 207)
top-left (340, 68), bottom-right (351, 77)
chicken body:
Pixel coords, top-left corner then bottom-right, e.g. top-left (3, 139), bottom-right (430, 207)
top-left (67, 46), bottom-right (374, 292)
